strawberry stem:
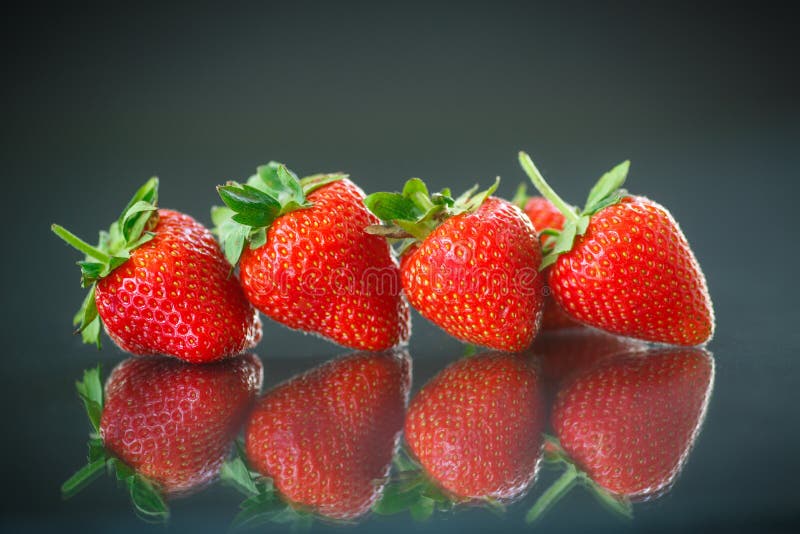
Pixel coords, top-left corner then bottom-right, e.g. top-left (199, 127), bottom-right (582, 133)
top-left (51, 224), bottom-right (112, 263)
top-left (518, 152), bottom-right (579, 225)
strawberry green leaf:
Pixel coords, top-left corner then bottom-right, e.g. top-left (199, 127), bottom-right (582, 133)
top-left (218, 184), bottom-right (283, 228)
top-left (583, 160), bottom-right (630, 214)
top-left (540, 220), bottom-right (577, 271)
top-left (458, 177), bottom-right (499, 213)
top-left (300, 173), bottom-right (346, 195)
top-left (364, 193), bottom-right (422, 222)
top-left (75, 365), bottom-right (103, 432)
top-left (512, 183), bottom-right (529, 209)
top-left (120, 200), bottom-right (158, 243)
top-left (73, 286), bottom-right (101, 348)
top-left (365, 177), bottom-right (500, 248)
top-left (256, 163), bottom-right (303, 206)
top-left (61, 457), bottom-right (107, 499)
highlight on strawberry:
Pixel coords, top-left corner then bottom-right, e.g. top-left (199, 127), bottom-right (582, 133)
top-left (221, 351), bottom-right (410, 527)
top-left (364, 178), bottom-right (544, 352)
top-left (51, 178), bottom-right (262, 363)
top-left (213, 163), bottom-right (410, 352)
top-left (374, 351), bottom-right (545, 519)
top-left (526, 347), bottom-right (714, 522)
top-left (518, 152), bottom-right (715, 346)
top-left (62, 354), bottom-right (263, 521)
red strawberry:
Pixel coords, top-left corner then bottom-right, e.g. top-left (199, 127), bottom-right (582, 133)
top-left (527, 347), bottom-right (714, 522)
top-left (215, 164), bottom-right (409, 351)
top-left (513, 187), bottom-right (581, 331)
top-left (366, 178), bottom-right (544, 351)
top-left (62, 354), bottom-right (263, 520)
top-left (519, 152), bottom-right (714, 346)
top-left (52, 178), bottom-right (261, 363)
top-left (241, 351), bottom-right (410, 520)
top-left (404, 352), bottom-right (545, 501)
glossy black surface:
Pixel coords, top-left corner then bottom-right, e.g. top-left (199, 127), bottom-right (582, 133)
top-left (3, 3), bottom-right (798, 533)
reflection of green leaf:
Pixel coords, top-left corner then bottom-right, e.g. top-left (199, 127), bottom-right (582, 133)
top-left (75, 365), bottom-right (103, 432)
top-left (129, 474), bottom-right (169, 522)
top-left (61, 457), bottom-right (107, 499)
top-left (221, 455), bottom-right (259, 496)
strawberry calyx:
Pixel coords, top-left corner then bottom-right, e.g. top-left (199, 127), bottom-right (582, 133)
top-left (518, 151), bottom-right (630, 270)
top-left (525, 434), bottom-right (632, 524)
top-left (372, 447), bottom-right (506, 521)
top-left (51, 178), bottom-right (160, 348)
top-left (61, 366), bottom-right (169, 522)
top-left (220, 442), bottom-right (320, 530)
top-left (213, 162), bottom-right (346, 266)
top-left (364, 177), bottom-right (500, 253)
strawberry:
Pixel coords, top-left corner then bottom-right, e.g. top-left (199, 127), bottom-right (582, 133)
top-left (512, 186), bottom-right (581, 331)
top-left (519, 152), bottom-right (714, 346)
top-left (231, 351), bottom-right (410, 522)
top-left (214, 163), bottom-right (409, 351)
top-left (52, 178), bottom-right (261, 363)
top-left (526, 347), bottom-right (714, 522)
top-left (365, 178), bottom-right (544, 351)
top-left (62, 354), bottom-right (263, 520)
top-left (403, 352), bottom-right (545, 502)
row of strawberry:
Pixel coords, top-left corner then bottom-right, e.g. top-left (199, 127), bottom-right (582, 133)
top-left (63, 330), bottom-right (713, 526)
top-left (52, 152), bottom-right (714, 360)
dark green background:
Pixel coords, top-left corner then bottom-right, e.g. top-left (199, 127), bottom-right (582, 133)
top-left (2, 2), bottom-right (797, 532)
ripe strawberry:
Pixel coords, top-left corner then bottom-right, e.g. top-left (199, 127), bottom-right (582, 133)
top-left (62, 354), bottom-right (263, 520)
top-left (527, 347), bottom-right (714, 522)
top-left (365, 178), bottom-right (544, 351)
top-left (214, 163), bottom-right (409, 351)
top-left (513, 186), bottom-right (581, 331)
top-left (52, 178), bottom-right (261, 363)
top-left (404, 352), bottom-right (545, 501)
top-left (519, 152), bottom-right (714, 346)
top-left (239, 351), bottom-right (410, 520)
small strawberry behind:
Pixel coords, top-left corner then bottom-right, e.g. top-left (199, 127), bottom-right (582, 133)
top-left (511, 184), bottom-right (582, 331)
top-left (518, 152), bottom-right (714, 346)
top-left (213, 163), bottom-right (409, 352)
top-left (364, 178), bottom-right (545, 352)
top-left (51, 178), bottom-right (261, 363)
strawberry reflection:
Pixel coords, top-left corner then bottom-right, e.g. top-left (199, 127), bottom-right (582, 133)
top-left (528, 346), bottom-right (714, 521)
top-left (224, 350), bottom-right (410, 525)
top-left (62, 354), bottom-right (263, 521)
top-left (374, 351), bottom-right (545, 518)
